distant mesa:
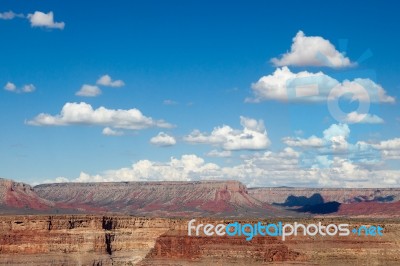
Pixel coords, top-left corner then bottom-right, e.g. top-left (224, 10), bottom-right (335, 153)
top-left (1, 178), bottom-right (400, 217)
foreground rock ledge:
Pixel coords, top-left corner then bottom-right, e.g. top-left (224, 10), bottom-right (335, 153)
top-left (1, 215), bottom-right (399, 265)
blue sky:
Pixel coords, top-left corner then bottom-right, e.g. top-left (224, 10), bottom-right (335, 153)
top-left (1, 0), bottom-right (400, 187)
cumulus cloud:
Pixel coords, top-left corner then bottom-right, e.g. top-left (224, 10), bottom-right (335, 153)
top-left (184, 116), bottom-right (271, 151)
top-left (283, 123), bottom-right (351, 153)
top-left (4, 82), bottom-right (16, 92)
top-left (4, 82), bottom-right (35, 93)
top-left (27, 11), bottom-right (65, 29)
top-left (27, 102), bottom-right (173, 131)
top-left (327, 78), bottom-right (395, 103)
top-left (150, 132), bottom-right (176, 147)
top-left (41, 121), bottom-right (400, 188)
top-left (51, 148), bottom-right (400, 188)
top-left (0, 11), bottom-right (24, 20)
top-left (271, 31), bottom-right (355, 68)
top-left (96, 74), bottom-right (125, 87)
top-left (75, 84), bottom-right (102, 97)
top-left (283, 135), bottom-right (324, 148)
top-left (283, 123), bottom-right (386, 170)
top-left (102, 127), bottom-right (124, 136)
top-left (248, 67), bottom-right (395, 103)
top-left (75, 155), bottom-right (221, 182)
top-left (344, 111), bottom-right (384, 124)
top-left (372, 138), bottom-right (400, 151)
top-left (323, 123), bottom-right (350, 152)
top-left (363, 138), bottom-right (400, 160)
top-left (42, 176), bottom-right (69, 184)
top-left (22, 84), bottom-right (36, 93)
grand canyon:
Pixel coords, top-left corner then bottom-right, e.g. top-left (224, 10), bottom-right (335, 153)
top-left (1, 177), bottom-right (400, 265)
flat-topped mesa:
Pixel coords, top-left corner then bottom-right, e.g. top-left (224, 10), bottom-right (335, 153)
top-left (33, 180), bottom-right (260, 216)
top-left (34, 180), bottom-right (248, 202)
top-left (36, 180), bottom-right (246, 190)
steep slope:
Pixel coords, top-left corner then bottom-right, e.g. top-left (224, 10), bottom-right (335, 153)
top-left (0, 178), bottom-right (54, 213)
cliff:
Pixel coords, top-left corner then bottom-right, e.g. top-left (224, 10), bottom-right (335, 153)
top-left (1, 215), bottom-right (399, 265)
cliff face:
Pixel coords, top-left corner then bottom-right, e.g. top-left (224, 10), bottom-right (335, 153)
top-left (0, 215), bottom-right (303, 265)
top-left (0, 215), bottom-right (175, 265)
top-left (1, 215), bottom-right (399, 265)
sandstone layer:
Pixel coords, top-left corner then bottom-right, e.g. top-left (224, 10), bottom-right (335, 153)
top-left (1, 215), bottom-right (399, 265)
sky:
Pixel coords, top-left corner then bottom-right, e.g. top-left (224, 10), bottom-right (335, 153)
top-left (1, 0), bottom-right (400, 187)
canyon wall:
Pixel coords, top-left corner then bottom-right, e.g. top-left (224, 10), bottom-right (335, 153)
top-left (1, 215), bottom-right (399, 265)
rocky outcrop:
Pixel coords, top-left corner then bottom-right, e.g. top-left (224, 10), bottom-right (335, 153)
top-left (0, 178), bottom-right (54, 213)
top-left (141, 233), bottom-right (301, 264)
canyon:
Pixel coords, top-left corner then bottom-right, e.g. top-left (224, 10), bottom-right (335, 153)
top-left (1, 178), bottom-right (400, 264)
top-left (1, 215), bottom-right (399, 265)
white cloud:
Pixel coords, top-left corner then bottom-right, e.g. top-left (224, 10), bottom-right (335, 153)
top-left (53, 149), bottom-right (400, 188)
top-left (283, 123), bottom-right (351, 153)
top-left (22, 84), bottom-right (35, 93)
top-left (184, 116), bottom-right (270, 151)
top-left (323, 123), bottom-right (350, 140)
top-left (74, 155), bottom-right (221, 182)
top-left (150, 132), bottom-right (176, 147)
top-left (323, 123), bottom-right (350, 152)
top-left (206, 150), bottom-right (232, 158)
top-left (363, 138), bottom-right (400, 160)
top-left (4, 82), bottom-right (35, 93)
top-left (42, 176), bottom-right (69, 184)
top-left (4, 82), bottom-right (16, 92)
top-left (248, 67), bottom-right (395, 103)
top-left (27, 11), bottom-right (65, 29)
top-left (27, 102), bottom-right (173, 130)
top-left (0, 11), bottom-right (24, 20)
top-left (372, 138), bottom-right (400, 151)
top-left (271, 31), bottom-right (355, 68)
top-left (75, 84), bottom-right (102, 97)
top-left (344, 111), bottom-right (384, 124)
top-left (248, 67), bottom-right (336, 102)
top-left (96, 74), bottom-right (125, 87)
top-left (102, 127), bottom-right (124, 136)
top-left (283, 135), bottom-right (324, 148)
top-left (328, 78), bottom-right (395, 104)
top-left (40, 120), bottom-right (400, 188)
